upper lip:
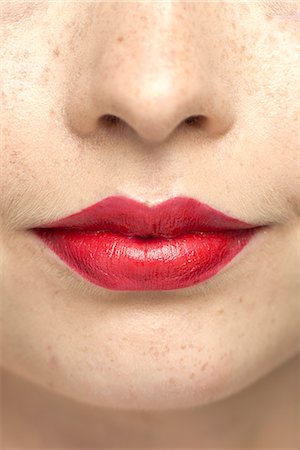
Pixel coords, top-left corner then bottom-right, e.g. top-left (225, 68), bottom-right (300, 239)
top-left (34, 196), bottom-right (256, 238)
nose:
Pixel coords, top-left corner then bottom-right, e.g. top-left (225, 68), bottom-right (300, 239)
top-left (66, 3), bottom-right (234, 146)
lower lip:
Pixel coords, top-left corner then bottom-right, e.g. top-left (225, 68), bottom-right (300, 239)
top-left (34, 228), bottom-right (256, 291)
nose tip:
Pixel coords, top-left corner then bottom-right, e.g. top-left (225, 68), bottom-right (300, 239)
top-left (67, 66), bottom-right (232, 146)
top-left (96, 76), bottom-right (210, 145)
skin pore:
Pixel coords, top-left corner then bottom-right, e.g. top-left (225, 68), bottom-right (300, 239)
top-left (1, 1), bottom-right (300, 448)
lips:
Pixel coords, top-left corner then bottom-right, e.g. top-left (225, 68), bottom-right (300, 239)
top-left (32, 196), bottom-right (258, 291)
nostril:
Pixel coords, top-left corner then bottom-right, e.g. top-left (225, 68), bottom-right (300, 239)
top-left (184, 115), bottom-right (205, 127)
top-left (101, 114), bottom-right (121, 126)
top-left (101, 114), bottom-right (204, 127)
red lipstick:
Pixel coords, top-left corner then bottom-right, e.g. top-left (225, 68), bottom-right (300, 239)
top-left (33, 196), bottom-right (258, 291)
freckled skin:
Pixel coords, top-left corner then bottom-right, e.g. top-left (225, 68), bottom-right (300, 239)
top-left (53, 46), bottom-right (60, 57)
top-left (1, 1), bottom-right (300, 448)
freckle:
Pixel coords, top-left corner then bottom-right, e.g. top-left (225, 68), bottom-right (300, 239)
top-left (181, 345), bottom-right (187, 349)
top-left (201, 362), bottom-right (208, 371)
top-left (239, 297), bottom-right (243, 303)
top-left (217, 309), bottom-right (224, 315)
top-left (128, 384), bottom-right (136, 400)
top-left (49, 355), bottom-right (58, 369)
top-left (53, 46), bottom-right (60, 57)
top-left (41, 66), bottom-right (50, 83)
top-left (265, 12), bottom-right (272, 22)
top-left (117, 36), bottom-right (124, 42)
top-left (168, 377), bottom-right (176, 385)
top-left (189, 372), bottom-right (195, 379)
top-left (47, 345), bottom-right (52, 351)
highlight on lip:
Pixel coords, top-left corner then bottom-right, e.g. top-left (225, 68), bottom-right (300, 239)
top-left (32, 196), bottom-right (259, 291)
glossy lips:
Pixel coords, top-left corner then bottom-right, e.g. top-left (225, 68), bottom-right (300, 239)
top-left (33, 196), bottom-right (257, 291)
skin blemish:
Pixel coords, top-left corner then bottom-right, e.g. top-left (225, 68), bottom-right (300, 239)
top-left (217, 308), bottom-right (224, 315)
top-left (49, 355), bottom-right (58, 369)
top-left (201, 362), bottom-right (208, 372)
top-left (47, 344), bottom-right (59, 370)
top-left (128, 384), bottom-right (137, 401)
top-left (117, 36), bottom-right (124, 43)
top-left (53, 46), bottom-right (60, 57)
top-left (47, 345), bottom-right (57, 388)
top-left (41, 66), bottom-right (50, 84)
top-left (148, 345), bottom-right (171, 359)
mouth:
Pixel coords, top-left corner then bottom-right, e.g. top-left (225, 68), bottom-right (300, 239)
top-left (32, 196), bottom-right (260, 291)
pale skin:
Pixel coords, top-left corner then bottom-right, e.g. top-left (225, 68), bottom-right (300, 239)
top-left (1, 1), bottom-right (300, 448)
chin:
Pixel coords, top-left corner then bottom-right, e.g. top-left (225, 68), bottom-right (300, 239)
top-left (3, 337), bottom-right (298, 412)
top-left (23, 348), bottom-right (241, 411)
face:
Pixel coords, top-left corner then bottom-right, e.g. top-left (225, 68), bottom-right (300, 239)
top-left (1, 0), bottom-right (300, 411)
